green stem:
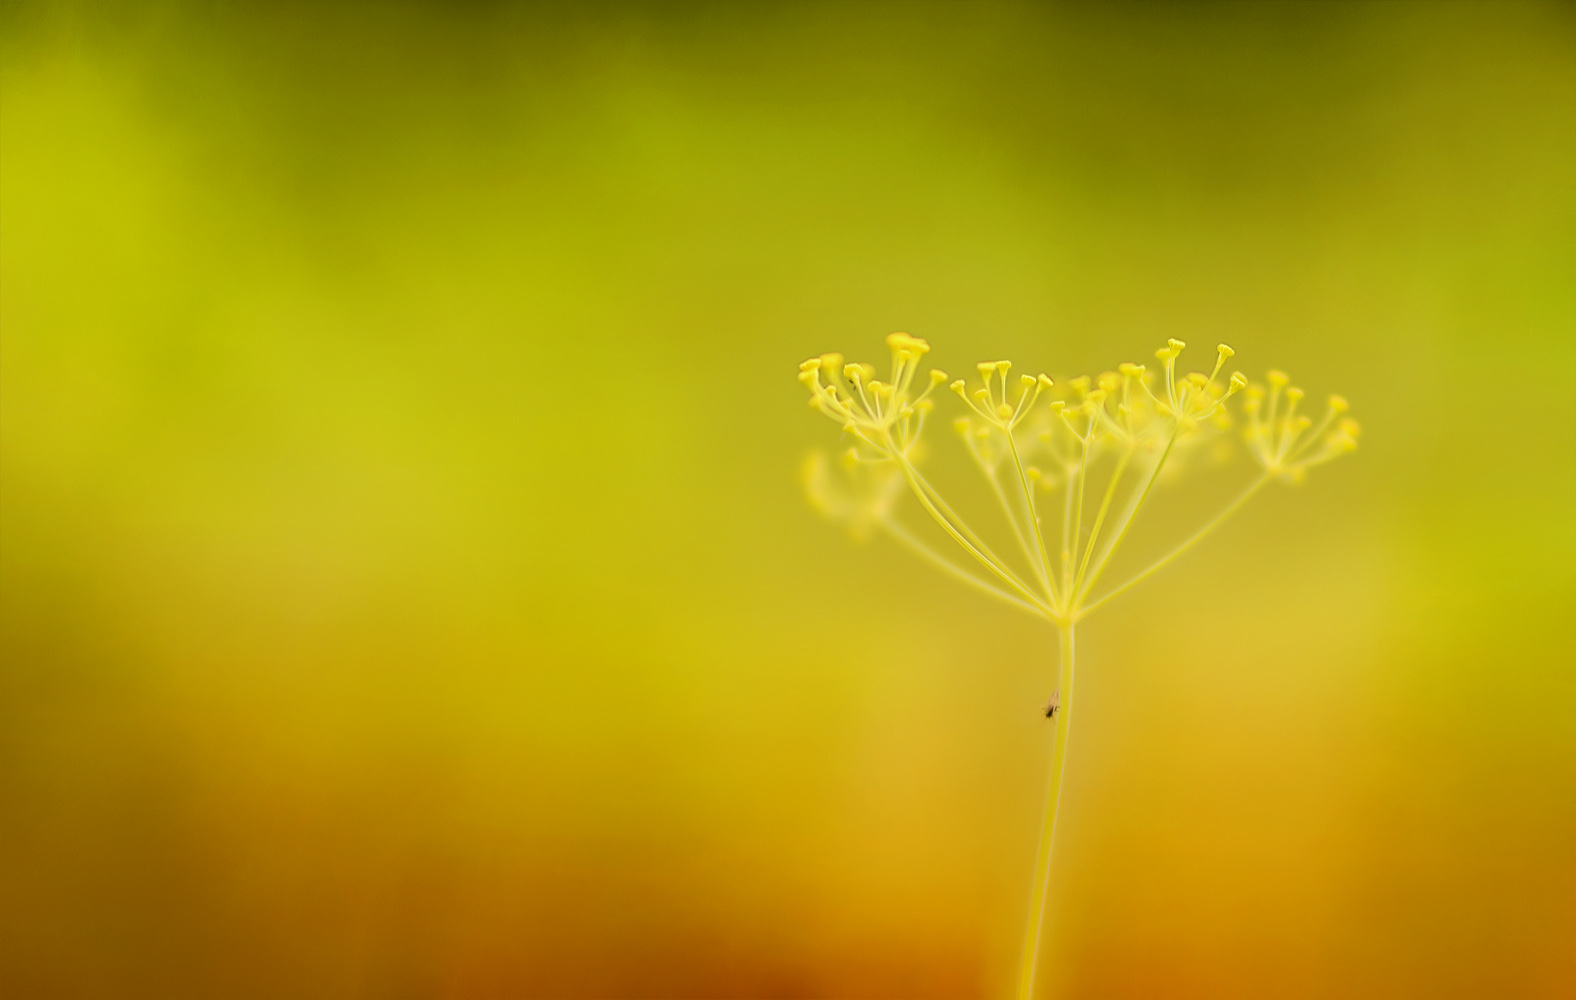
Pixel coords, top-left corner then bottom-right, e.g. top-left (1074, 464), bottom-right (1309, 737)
top-left (1018, 624), bottom-right (1076, 1000)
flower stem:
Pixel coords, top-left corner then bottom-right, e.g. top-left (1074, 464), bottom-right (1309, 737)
top-left (1018, 623), bottom-right (1076, 1000)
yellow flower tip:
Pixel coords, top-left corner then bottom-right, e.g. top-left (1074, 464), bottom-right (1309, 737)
top-left (976, 361), bottom-right (996, 377)
top-left (1070, 375), bottom-right (1091, 394)
top-left (929, 369), bottom-right (948, 386)
top-left (1286, 387), bottom-right (1305, 403)
top-left (953, 417), bottom-right (971, 434)
top-left (973, 389), bottom-right (990, 404)
top-left (995, 360), bottom-right (1012, 375)
top-left (1087, 388), bottom-right (1108, 404)
top-left (1097, 372), bottom-right (1120, 392)
top-left (1026, 466), bottom-right (1042, 480)
top-left (1168, 338), bottom-right (1187, 352)
top-left (996, 402), bottom-right (1014, 420)
top-left (1185, 371), bottom-right (1209, 387)
top-left (1229, 371), bottom-right (1248, 392)
top-left (1155, 346), bottom-right (1176, 362)
top-left (1049, 400), bottom-right (1065, 413)
top-left (807, 396), bottom-right (823, 410)
top-left (915, 399), bottom-right (934, 414)
top-left (885, 331), bottom-right (930, 355)
top-left (1020, 374), bottom-right (1038, 389)
top-left (819, 352), bottom-right (844, 373)
top-left (1244, 383), bottom-right (1264, 400)
top-left (1037, 373), bottom-right (1054, 389)
top-left (1118, 362), bottom-right (1143, 377)
top-left (799, 357), bottom-right (822, 372)
top-left (1267, 369), bottom-right (1289, 387)
top-left (949, 379), bottom-right (967, 396)
top-left (840, 447), bottom-right (859, 469)
top-left (1328, 394), bottom-right (1349, 413)
top-left (1216, 343), bottom-right (1235, 359)
top-left (797, 369), bottom-right (818, 387)
top-left (1339, 418), bottom-right (1361, 438)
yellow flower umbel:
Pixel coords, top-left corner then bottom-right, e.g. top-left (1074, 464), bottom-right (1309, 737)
top-left (796, 334), bottom-right (1355, 1000)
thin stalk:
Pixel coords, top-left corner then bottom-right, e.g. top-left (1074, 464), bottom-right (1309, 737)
top-left (1007, 430), bottom-right (1058, 605)
top-left (978, 448), bottom-right (1052, 601)
top-left (1018, 624), bottom-right (1076, 1000)
top-left (1072, 447), bottom-right (1132, 598)
top-left (1073, 426), bottom-right (1180, 609)
top-left (896, 462), bottom-right (1049, 613)
top-left (880, 520), bottom-right (1045, 617)
top-left (1078, 474), bottom-right (1269, 618)
top-left (1064, 433), bottom-right (1092, 598)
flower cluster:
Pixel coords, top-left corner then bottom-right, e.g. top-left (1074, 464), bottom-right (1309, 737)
top-left (797, 334), bottom-right (1357, 626)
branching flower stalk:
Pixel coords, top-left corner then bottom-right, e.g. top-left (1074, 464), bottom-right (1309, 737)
top-left (797, 333), bottom-right (1358, 1000)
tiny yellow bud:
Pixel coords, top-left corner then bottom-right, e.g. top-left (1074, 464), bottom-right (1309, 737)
top-left (1267, 370), bottom-right (1289, 387)
top-left (929, 369), bottom-right (948, 386)
top-left (1216, 344), bottom-right (1235, 359)
top-left (949, 379), bottom-right (967, 396)
top-left (1038, 373), bottom-right (1054, 389)
top-left (995, 360), bottom-right (1012, 375)
top-left (996, 402), bottom-right (1013, 420)
top-left (1168, 338), bottom-right (1187, 352)
top-left (1021, 374), bottom-right (1037, 388)
top-left (800, 357), bottom-right (821, 372)
top-left (1328, 394), bottom-right (1349, 413)
top-left (1229, 372), bottom-right (1248, 391)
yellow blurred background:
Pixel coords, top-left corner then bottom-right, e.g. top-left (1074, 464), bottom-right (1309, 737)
top-left (2, 2), bottom-right (1573, 997)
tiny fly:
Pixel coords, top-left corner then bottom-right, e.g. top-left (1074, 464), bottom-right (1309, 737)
top-left (1044, 690), bottom-right (1060, 720)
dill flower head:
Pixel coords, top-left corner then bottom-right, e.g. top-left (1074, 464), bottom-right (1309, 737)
top-left (800, 448), bottom-right (905, 542)
top-left (798, 332), bottom-right (949, 459)
top-left (796, 334), bottom-right (1356, 625)
top-left (794, 332), bottom-right (1356, 1000)
top-left (1241, 370), bottom-right (1361, 481)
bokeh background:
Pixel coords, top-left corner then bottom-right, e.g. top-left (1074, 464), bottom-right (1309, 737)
top-left (3, 2), bottom-right (1573, 997)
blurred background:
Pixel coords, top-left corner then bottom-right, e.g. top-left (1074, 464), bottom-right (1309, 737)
top-left (2, 2), bottom-right (1573, 997)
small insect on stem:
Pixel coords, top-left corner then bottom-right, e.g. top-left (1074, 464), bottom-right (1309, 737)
top-left (1044, 689), bottom-right (1060, 720)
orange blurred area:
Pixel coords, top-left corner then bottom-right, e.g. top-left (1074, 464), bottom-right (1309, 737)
top-left (2, 2), bottom-right (1573, 997)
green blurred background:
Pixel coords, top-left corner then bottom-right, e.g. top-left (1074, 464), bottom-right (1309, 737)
top-left (2, 2), bottom-right (1573, 997)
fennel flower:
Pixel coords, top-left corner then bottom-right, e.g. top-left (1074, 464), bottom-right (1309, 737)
top-left (796, 332), bottom-right (1357, 1000)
